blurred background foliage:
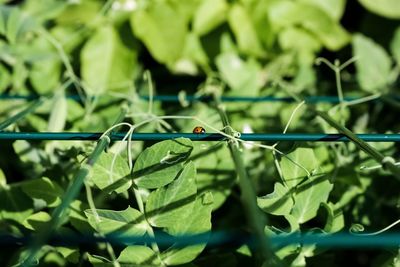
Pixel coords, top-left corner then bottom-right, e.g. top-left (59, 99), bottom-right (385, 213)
top-left (0, 0), bottom-right (399, 98)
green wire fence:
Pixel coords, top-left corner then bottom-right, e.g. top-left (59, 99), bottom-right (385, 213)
top-left (1, 93), bottom-right (400, 103)
top-left (1, 93), bottom-right (400, 265)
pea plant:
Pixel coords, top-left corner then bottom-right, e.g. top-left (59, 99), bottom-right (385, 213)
top-left (2, 1), bottom-right (400, 267)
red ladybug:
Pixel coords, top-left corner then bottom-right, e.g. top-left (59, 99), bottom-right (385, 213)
top-left (193, 126), bottom-right (206, 134)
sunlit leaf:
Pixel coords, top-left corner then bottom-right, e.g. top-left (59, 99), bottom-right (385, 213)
top-left (146, 162), bottom-right (197, 228)
top-left (89, 152), bottom-right (132, 194)
top-left (258, 182), bottom-right (294, 216)
top-left (21, 177), bottom-right (63, 207)
top-left (81, 25), bottom-right (137, 95)
top-left (162, 192), bottom-right (213, 266)
top-left (359, 0), bottom-right (400, 19)
top-left (353, 33), bottom-right (392, 93)
top-left (133, 138), bottom-right (193, 189)
top-left (85, 207), bottom-right (147, 238)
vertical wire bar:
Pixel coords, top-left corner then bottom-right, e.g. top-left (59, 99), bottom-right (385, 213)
top-left (213, 100), bottom-right (279, 266)
top-left (0, 98), bottom-right (45, 131)
top-left (21, 106), bottom-right (128, 267)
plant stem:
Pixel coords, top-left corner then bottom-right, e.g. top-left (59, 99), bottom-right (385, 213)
top-left (213, 100), bottom-right (278, 266)
top-left (21, 107), bottom-right (128, 267)
top-left (310, 107), bottom-right (400, 180)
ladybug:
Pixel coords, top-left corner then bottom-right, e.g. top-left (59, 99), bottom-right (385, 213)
top-left (193, 126), bottom-right (206, 134)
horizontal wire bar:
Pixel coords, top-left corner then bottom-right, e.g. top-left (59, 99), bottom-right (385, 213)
top-left (1, 94), bottom-right (398, 103)
top-left (2, 232), bottom-right (400, 248)
top-left (0, 132), bottom-right (400, 142)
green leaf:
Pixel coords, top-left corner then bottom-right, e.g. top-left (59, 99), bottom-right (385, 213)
top-left (130, 1), bottom-right (187, 65)
top-left (118, 245), bottom-right (160, 265)
top-left (216, 52), bottom-right (261, 96)
top-left (322, 202), bottom-right (344, 233)
top-left (146, 162), bottom-right (197, 228)
top-left (81, 25), bottom-right (137, 95)
top-left (353, 33), bottom-right (392, 93)
top-left (162, 192), bottom-right (213, 266)
top-left (268, 1), bottom-right (350, 50)
top-left (21, 177), bottom-right (63, 207)
top-left (89, 152), bottom-right (132, 194)
top-left (193, 0), bottom-right (228, 36)
top-left (278, 27), bottom-right (321, 52)
top-left (257, 182), bottom-right (294, 216)
top-left (29, 37), bottom-right (61, 94)
top-left (390, 27), bottom-right (400, 66)
top-left (280, 148), bottom-right (319, 189)
top-left (228, 4), bottom-right (264, 57)
top-left (359, 0), bottom-right (400, 19)
top-left (22, 211), bottom-right (51, 231)
top-left (3, 6), bottom-right (37, 44)
top-left (47, 89), bottom-right (67, 132)
top-left (55, 247), bottom-right (80, 264)
top-left (297, 0), bottom-right (346, 21)
top-left (192, 142), bottom-right (235, 210)
top-left (0, 185), bottom-right (33, 224)
top-left (133, 138), bottom-right (193, 189)
top-left (290, 174), bottom-right (333, 224)
top-left (84, 207), bottom-right (147, 238)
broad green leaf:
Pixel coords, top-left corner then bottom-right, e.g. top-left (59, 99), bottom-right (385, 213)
top-left (55, 0), bottom-right (101, 25)
top-left (390, 27), bottom-right (400, 66)
top-left (192, 142), bottom-right (235, 210)
top-left (257, 182), bottom-right (293, 216)
top-left (280, 148), bottom-right (319, 189)
top-left (279, 27), bottom-right (321, 52)
top-left (353, 33), bottom-right (392, 93)
top-left (133, 138), bottom-right (193, 189)
top-left (130, 2), bottom-right (187, 65)
top-left (4, 6), bottom-right (36, 44)
top-left (146, 162), bottom-right (197, 228)
top-left (89, 152), bottom-right (132, 194)
top-left (55, 247), bottom-right (79, 264)
top-left (84, 206), bottom-right (147, 237)
top-left (22, 211), bottom-right (51, 231)
top-left (298, 0), bottom-right (346, 21)
top-left (228, 4), bottom-right (264, 57)
top-left (193, 0), bottom-right (228, 36)
top-left (29, 37), bottom-right (61, 94)
top-left (47, 89), bottom-right (67, 132)
top-left (173, 32), bottom-right (209, 75)
top-left (118, 245), bottom-right (160, 265)
top-left (0, 185), bottom-right (33, 224)
top-left (23, 0), bottom-right (67, 22)
top-left (268, 1), bottom-right (350, 50)
top-left (162, 192), bottom-right (213, 266)
top-left (216, 52), bottom-right (261, 96)
top-left (81, 25), bottom-right (137, 95)
top-left (359, 0), bottom-right (400, 19)
top-left (87, 254), bottom-right (113, 267)
top-left (290, 174), bottom-right (333, 224)
top-left (322, 202), bottom-right (344, 233)
top-left (69, 200), bottom-right (93, 233)
top-left (21, 177), bottom-right (63, 207)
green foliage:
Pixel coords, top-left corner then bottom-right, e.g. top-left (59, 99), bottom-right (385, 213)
top-left (359, 0), bottom-right (400, 19)
top-left (353, 33), bottom-right (392, 93)
top-left (2, 1), bottom-right (400, 266)
top-left (132, 138), bottom-right (193, 189)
